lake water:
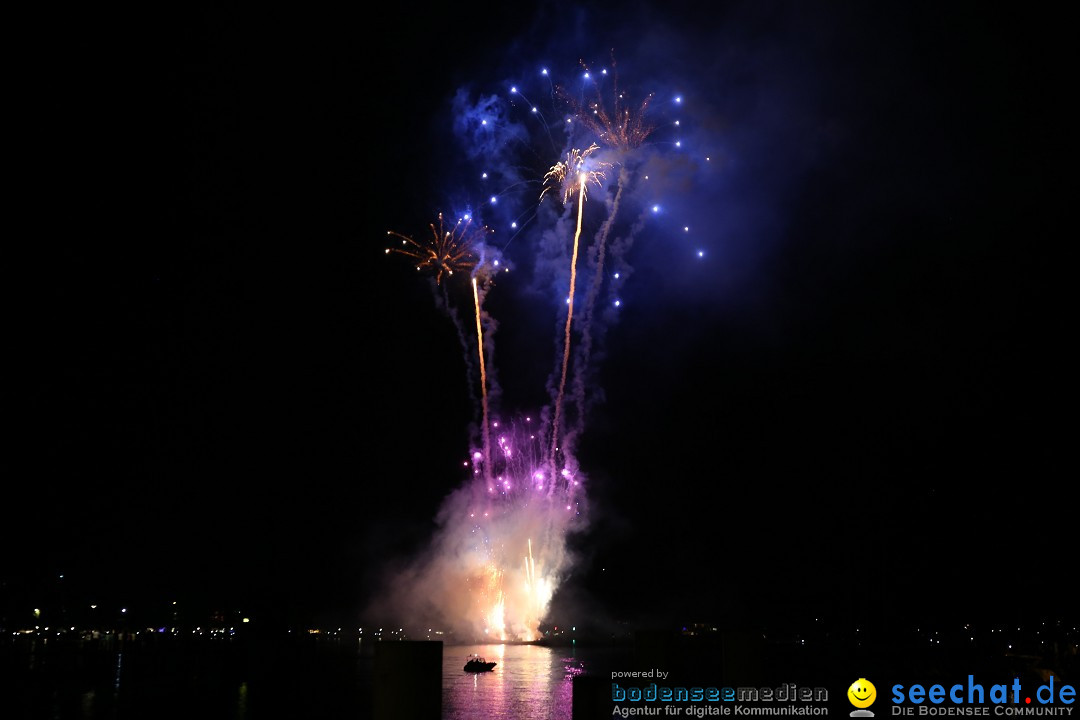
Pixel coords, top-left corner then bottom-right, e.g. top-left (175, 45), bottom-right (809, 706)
top-left (9, 632), bottom-right (1053, 719)
top-left (1, 635), bottom-right (624, 719)
top-left (442, 643), bottom-right (596, 720)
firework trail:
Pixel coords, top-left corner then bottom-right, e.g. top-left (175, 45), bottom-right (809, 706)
top-left (572, 166), bottom-right (626, 428)
top-left (572, 55), bottom-right (656, 152)
top-left (374, 54), bottom-right (700, 642)
top-left (469, 417), bottom-right (581, 639)
top-left (542, 144), bottom-right (610, 468)
top-left (385, 414), bottom-right (581, 641)
top-left (385, 213), bottom-right (497, 451)
top-left (472, 277), bottom-right (491, 480)
top-left (565, 58), bottom-right (657, 431)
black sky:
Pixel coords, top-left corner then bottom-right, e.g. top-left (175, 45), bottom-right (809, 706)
top-left (5, 3), bottom-right (1072, 630)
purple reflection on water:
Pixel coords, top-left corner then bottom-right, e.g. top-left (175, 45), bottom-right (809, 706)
top-left (442, 644), bottom-right (582, 720)
top-left (562, 657), bottom-right (586, 679)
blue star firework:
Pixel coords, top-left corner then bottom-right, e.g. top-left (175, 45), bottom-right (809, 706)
top-left (377, 56), bottom-right (706, 642)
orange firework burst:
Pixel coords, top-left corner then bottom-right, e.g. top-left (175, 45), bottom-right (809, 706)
top-left (567, 55), bottom-right (655, 150)
top-left (385, 213), bottom-right (490, 284)
top-left (541, 144), bottom-right (611, 204)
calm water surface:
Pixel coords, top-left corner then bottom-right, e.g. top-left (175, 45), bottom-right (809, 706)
top-left (442, 643), bottom-right (592, 720)
top-left (1, 635), bottom-right (622, 719)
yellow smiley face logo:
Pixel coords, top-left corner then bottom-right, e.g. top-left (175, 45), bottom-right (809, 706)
top-left (848, 679), bottom-right (876, 708)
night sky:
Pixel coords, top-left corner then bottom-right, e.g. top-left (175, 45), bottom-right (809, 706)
top-left (6, 4), bottom-right (1071, 632)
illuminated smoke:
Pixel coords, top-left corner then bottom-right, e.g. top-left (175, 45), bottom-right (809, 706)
top-left (373, 50), bottom-right (704, 641)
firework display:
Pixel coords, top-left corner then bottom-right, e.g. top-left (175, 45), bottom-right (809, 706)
top-left (381, 58), bottom-right (703, 641)
top-left (385, 213), bottom-right (490, 285)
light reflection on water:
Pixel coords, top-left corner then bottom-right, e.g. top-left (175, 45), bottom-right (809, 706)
top-left (442, 644), bottom-right (584, 720)
top-left (2, 635), bottom-right (615, 719)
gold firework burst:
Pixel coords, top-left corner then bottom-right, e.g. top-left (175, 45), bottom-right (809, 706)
top-left (385, 213), bottom-right (491, 284)
top-left (540, 144), bottom-right (611, 204)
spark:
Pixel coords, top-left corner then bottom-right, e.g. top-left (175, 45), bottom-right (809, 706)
top-left (385, 213), bottom-right (489, 285)
top-left (460, 418), bottom-right (577, 641)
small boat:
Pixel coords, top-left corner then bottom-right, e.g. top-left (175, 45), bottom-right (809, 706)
top-left (464, 655), bottom-right (497, 672)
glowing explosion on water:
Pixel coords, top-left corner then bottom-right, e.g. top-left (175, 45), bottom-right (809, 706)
top-left (379, 56), bottom-right (709, 642)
